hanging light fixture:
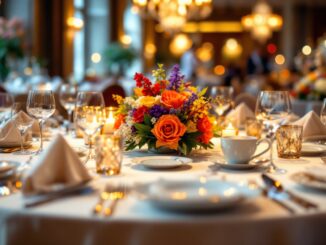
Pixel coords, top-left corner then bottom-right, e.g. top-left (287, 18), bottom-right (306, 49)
top-left (132, 0), bottom-right (213, 33)
top-left (241, 0), bottom-right (282, 43)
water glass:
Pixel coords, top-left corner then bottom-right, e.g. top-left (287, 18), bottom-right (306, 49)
top-left (0, 92), bottom-right (13, 126)
top-left (59, 84), bottom-right (78, 133)
top-left (321, 98), bottom-right (326, 125)
top-left (276, 125), bottom-right (303, 159)
top-left (210, 86), bottom-right (234, 116)
top-left (95, 135), bottom-right (123, 175)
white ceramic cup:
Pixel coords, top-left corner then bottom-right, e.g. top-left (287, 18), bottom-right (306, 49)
top-left (221, 136), bottom-right (271, 164)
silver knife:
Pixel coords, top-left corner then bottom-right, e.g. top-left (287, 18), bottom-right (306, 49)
top-left (262, 174), bottom-right (318, 210)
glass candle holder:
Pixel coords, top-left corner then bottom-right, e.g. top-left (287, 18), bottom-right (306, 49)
top-left (95, 135), bottom-right (123, 175)
top-left (221, 119), bottom-right (238, 137)
top-left (276, 125), bottom-right (303, 159)
top-left (102, 107), bottom-right (118, 134)
top-left (245, 118), bottom-right (263, 139)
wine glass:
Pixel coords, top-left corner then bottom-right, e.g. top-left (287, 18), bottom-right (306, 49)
top-left (75, 91), bottom-right (105, 163)
top-left (26, 90), bottom-right (56, 153)
top-left (0, 92), bottom-right (14, 126)
top-left (11, 102), bottom-right (34, 155)
top-left (210, 86), bottom-right (234, 116)
top-left (255, 91), bottom-right (292, 174)
top-left (321, 98), bottom-right (326, 125)
top-left (59, 84), bottom-right (78, 134)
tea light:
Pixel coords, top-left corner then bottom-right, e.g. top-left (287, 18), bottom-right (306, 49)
top-left (222, 122), bottom-right (238, 137)
top-left (102, 107), bottom-right (117, 134)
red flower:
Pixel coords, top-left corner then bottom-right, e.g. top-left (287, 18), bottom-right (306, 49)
top-left (152, 83), bottom-right (161, 95)
top-left (133, 106), bottom-right (148, 123)
top-left (114, 114), bottom-right (125, 129)
top-left (197, 116), bottom-right (213, 144)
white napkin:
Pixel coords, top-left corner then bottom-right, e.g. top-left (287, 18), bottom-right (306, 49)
top-left (0, 111), bottom-right (34, 147)
top-left (304, 166), bottom-right (326, 182)
top-left (22, 134), bottom-right (91, 196)
top-left (292, 111), bottom-right (326, 139)
top-left (227, 103), bottom-right (255, 128)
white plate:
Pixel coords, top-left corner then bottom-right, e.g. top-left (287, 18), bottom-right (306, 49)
top-left (135, 179), bottom-right (260, 212)
top-left (214, 158), bottom-right (269, 170)
top-left (301, 143), bottom-right (326, 156)
top-left (291, 172), bottom-right (326, 191)
top-left (132, 156), bottom-right (192, 169)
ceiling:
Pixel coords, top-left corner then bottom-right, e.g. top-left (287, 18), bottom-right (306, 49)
top-left (213, 0), bottom-right (326, 7)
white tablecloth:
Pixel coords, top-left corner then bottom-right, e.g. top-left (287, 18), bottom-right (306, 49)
top-left (0, 132), bottom-right (326, 245)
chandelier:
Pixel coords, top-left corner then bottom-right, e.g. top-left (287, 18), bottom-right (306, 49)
top-left (132, 0), bottom-right (213, 33)
top-left (241, 0), bottom-right (282, 43)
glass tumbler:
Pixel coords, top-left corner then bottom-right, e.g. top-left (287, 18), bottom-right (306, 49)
top-left (276, 125), bottom-right (303, 159)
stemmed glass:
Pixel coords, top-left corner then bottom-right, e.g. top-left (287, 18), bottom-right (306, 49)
top-left (11, 102), bottom-right (34, 155)
top-left (74, 91), bottom-right (105, 163)
top-left (0, 92), bottom-right (14, 126)
top-left (210, 86), bottom-right (234, 117)
top-left (59, 84), bottom-right (78, 134)
top-left (255, 91), bottom-right (292, 174)
top-left (321, 98), bottom-right (326, 125)
top-left (26, 90), bottom-right (56, 153)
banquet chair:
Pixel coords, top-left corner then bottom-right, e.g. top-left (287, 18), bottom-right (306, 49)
top-left (235, 93), bottom-right (257, 111)
top-left (0, 85), bottom-right (6, 93)
top-left (103, 83), bottom-right (126, 107)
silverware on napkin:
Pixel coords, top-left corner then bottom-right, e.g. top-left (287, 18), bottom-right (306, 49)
top-left (262, 174), bottom-right (318, 210)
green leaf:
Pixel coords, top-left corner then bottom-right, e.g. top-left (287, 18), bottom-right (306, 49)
top-left (198, 87), bottom-right (208, 97)
top-left (143, 114), bottom-right (152, 126)
top-left (134, 123), bottom-right (151, 133)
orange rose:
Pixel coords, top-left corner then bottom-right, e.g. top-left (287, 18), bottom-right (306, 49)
top-left (197, 116), bottom-right (213, 144)
top-left (114, 114), bottom-right (125, 129)
top-left (161, 90), bottom-right (187, 109)
top-left (151, 115), bottom-right (187, 150)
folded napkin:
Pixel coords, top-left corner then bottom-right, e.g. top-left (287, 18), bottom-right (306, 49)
top-left (0, 111), bottom-right (35, 147)
top-left (227, 102), bottom-right (255, 128)
top-left (292, 111), bottom-right (326, 139)
top-left (22, 134), bottom-right (91, 196)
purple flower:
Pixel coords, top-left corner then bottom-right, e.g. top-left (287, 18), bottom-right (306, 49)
top-left (183, 93), bottom-right (198, 110)
top-left (169, 108), bottom-right (180, 115)
top-left (149, 105), bottom-right (168, 118)
top-left (167, 64), bottom-right (184, 90)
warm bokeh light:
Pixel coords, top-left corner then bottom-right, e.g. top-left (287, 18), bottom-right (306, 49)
top-left (91, 53), bottom-right (101, 63)
top-left (169, 34), bottom-right (192, 56)
top-left (214, 65), bottom-right (225, 76)
top-left (275, 54), bottom-right (285, 65)
top-left (120, 35), bottom-right (132, 46)
top-left (145, 43), bottom-right (157, 59)
top-left (222, 38), bottom-right (242, 59)
top-left (302, 45), bottom-right (312, 56)
top-left (24, 67), bottom-right (33, 76)
top-left (66, 17), bottom-right (84, 30)
top-left (196, 42), bottom-right (214, 62)
top-left (267, 43), bottom-right (277, 54)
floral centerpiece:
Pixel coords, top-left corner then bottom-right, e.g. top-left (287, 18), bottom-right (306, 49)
top-left (0, 17), bottom-right (25, 81)
top-left (113, 64), bottom-right (214, 155)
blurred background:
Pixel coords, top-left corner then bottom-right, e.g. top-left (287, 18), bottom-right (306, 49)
top-left (0, 0), bottom-right (325, 103)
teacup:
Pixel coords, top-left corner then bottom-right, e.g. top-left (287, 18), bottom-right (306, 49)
top-left (221, 136), bottom-right (271, 164)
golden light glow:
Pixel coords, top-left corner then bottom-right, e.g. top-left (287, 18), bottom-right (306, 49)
top-left (66, 17), bottom-right (84, 30)
top-left (120, 35), bottom-right (132, 46)
top-left (222, 38), bottom-right (242, 59)
top-left (91, 53), bottom-right (101, 63)
top-left (241, 1), bottom-right (282, 43)
top-left (196, 42), bottom-right (214, 62)
top-left (24, 67), bottom-right (33, 76)
top-left (214, 65), bottom-right (225, 76)
top-left (145, 43), bottom-right (157, 59)
top-left (171, 191), bottom-right (187, 200)
top-left (198, 187), bottom-right (208, 196)
top-left (169, 34), bottom-right (192, 56)
top-left (302, 45), bottom-right (312, 56)
top-left (183, 21), bottom-right (243, 33)
top-left (275, 54), bottom-right (285, 65)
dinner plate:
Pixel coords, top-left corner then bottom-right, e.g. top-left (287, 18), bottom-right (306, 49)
top-left (135, 179), bottom-right (260, 212)
top-left (301, 143), bottom-right (326, 156)
top-left (132, 156), bottom-right (192, 169)
top-left (213, 158), bottom-right (269, 170)
top-left (290, 172), bottom-right (326, 191)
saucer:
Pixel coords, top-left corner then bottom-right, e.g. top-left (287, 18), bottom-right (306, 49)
top-left (135, 179), bottom-right (260, 212)
top-left (132, 156), bottom-right (192, 169)
top-left (214, 158), bottom-right (269, 170)
top-left (301, 143), bottom-right (326, 156)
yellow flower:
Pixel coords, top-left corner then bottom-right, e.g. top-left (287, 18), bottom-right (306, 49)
top-left (134, 87), bottom-right (143, 97)
top-left (188, 86), bottom-right (197, 93)
top-left (137, 96), bottom-right (157, 108)
top-left (186, 121), bottom-right (197, 133)
top-left (113, 95), bottom-right (124, 105)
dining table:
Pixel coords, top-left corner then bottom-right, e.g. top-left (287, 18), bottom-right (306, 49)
top-left (0, 129), bottom-right (326, 245)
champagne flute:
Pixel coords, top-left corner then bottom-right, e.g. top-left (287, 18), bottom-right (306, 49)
top-left (210, 86), bottom-right (234, 116)
top-left (75, 91), bottom-right (105, 164)
top-left (59, 84), bottom-right (78, 134)
top-left (321, 98), bottom-right (326, 125)
top-left (255, 91), bottom-right (292, 174)
top-left (26, 90), bottom-right (56, 153)
top-left (11, 102), bottom-right (34, 155)
top-left (0, 92), bottom-right (14, 126)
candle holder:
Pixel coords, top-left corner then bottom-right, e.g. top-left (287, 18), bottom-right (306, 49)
top-left (222, 119), bottom-right (239, 137)
top-left (102, 107), bottom-right (117, 134)
top-left (95, 135), bottom-right (123, 175)
top-left (245, 118), bottom-right (263, 139)
top-left (276, 125), bottom-right (303, 159)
